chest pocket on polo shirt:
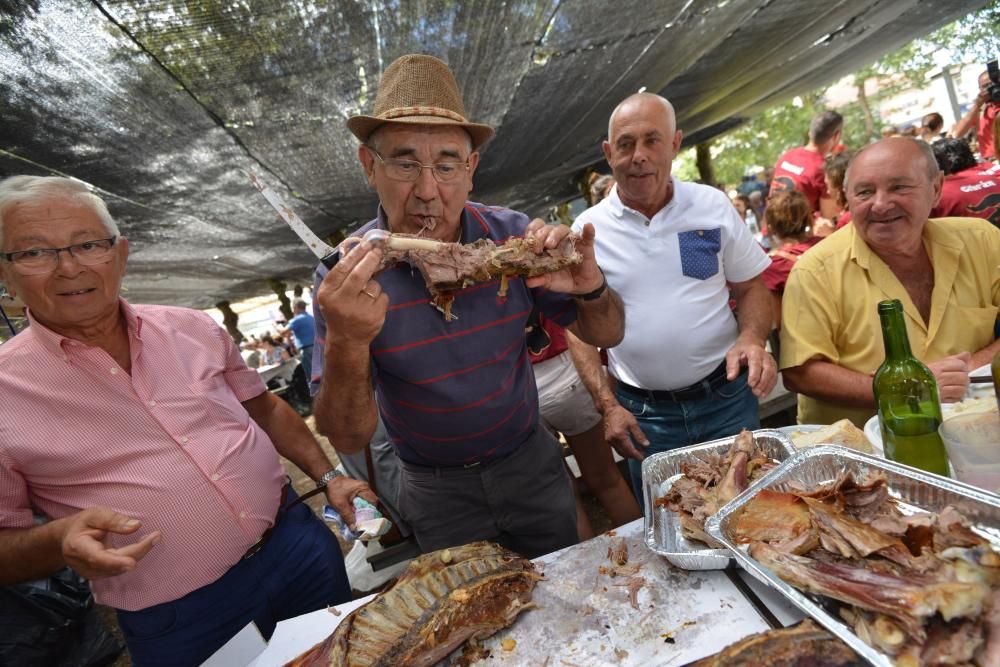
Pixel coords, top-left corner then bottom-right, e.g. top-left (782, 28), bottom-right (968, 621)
top-left (677, 229), bottom-right (721, 280)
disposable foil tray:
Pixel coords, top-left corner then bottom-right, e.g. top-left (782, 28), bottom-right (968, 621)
top-left (706, 445), bottom-right (1000, 667)
top-left (641, 429), bottom-right (796, 570)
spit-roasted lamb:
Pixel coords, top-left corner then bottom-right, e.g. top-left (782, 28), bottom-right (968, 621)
top-left (362, 231), bottom-right (583, 320)
top-left (285, 542), bottom-right (541, 667)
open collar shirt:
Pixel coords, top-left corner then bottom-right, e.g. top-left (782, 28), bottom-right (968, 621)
top-left (0, 300), bottom-right (284, 610)
top-left (780, 219), bottom-right (1000, 427)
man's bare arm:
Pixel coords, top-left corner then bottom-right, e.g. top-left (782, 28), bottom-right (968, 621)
top-left (970, 336), bottom-right (1000, 370)
top-left (728, 276), bottom-right (778, 397)
top-left (782, 359), bottom-right (874, 408)
top-left (566, 286), bottom-right (626, 349)
top-left (244, 391), bottom-right (338, 480)
top-left (311, 244), bottom-right (386, 454)
top-left (951, 91), bottom-right (988, 139)
top-left (564, 329), bottom-right (614, 412)
top-left (0, 509), bottom-right (159, 585)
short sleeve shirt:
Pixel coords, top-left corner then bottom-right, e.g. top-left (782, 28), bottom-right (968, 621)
top-left (780, 219), bottom-right (1000, 426)
top-left (573, 179), bottom-right (770, 390)
top-left (311, 203), bottom-right (577, 466)
top-left (770, 146), bottom-right (829, 212)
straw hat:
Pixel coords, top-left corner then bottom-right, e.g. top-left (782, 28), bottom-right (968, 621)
top-left (346, 54), bottom-right (495, 149)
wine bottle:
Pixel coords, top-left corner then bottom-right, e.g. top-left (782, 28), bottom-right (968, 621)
top-left (872, 299), bottom-right (950, 476)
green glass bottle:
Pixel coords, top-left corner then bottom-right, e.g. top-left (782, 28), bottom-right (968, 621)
top-left (872, 299), bottom-right (950, 476)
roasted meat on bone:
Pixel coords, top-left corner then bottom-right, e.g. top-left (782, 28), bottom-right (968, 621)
top-left (361, 231), bottom-right (583, 320)
top-left (285, 542), bottom-right (540, 667)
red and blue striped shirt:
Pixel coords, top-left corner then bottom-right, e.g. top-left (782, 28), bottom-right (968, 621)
top-left (312, 203), bottom-right (577, 466)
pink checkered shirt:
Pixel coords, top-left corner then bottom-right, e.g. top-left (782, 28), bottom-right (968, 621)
top-left (0, 300), bottom-right (285, 610)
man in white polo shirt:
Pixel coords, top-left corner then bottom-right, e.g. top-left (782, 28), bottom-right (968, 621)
top-left (571, 93), bottom-right (776, 503)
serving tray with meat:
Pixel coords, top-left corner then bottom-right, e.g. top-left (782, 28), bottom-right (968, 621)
top-left (642, 429), bottom-right (796, 570)
top-left (285, 542), bottom-right (540, 667)
top-left (708, 445), bottom-right (1000, 667)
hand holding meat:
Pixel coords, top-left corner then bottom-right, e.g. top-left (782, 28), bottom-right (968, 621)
top-left (61, 507), bottom-right (161, 580)
top-left (317, 240), bottom-right (388, 346)
top-left (523, 220), bottom-right (605, 296)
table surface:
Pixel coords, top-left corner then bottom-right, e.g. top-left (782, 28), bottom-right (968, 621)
top-left (255, 519), bottom-right (803, 666)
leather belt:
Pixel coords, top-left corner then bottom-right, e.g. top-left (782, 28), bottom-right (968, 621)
top-left (615, 360), bottom-right (730, 403)
top-left (242, 482), bottom-right (292, 559)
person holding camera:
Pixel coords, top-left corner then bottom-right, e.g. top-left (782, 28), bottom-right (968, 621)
top-left (951, 65), bottom-right (999, 161)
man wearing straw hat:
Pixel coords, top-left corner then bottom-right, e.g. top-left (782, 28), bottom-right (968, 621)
top-left (311, 54), bottom-right (626, 558)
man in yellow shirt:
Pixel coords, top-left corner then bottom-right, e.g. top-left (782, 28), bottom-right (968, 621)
top-left (780, 137), bottom-right (1000, 427)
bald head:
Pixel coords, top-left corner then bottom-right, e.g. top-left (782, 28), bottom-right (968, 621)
top-left (608, 93), bottom-right (676, 141)
top-left (846, 137), bottom-right (940, 191)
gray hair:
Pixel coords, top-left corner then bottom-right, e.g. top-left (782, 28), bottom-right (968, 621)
top-left (844, 137), bottom-right (941, 192)
top-left (0, 176), bottom-right (119, 249)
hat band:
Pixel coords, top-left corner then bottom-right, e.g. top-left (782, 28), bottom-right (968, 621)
top-left (378, 106), bottom-right (468, 123)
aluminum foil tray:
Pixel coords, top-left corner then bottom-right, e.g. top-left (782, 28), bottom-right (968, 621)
top-left (706, 445), bottom-right (1000, 667)
top-left (642, 429), bottom-right (796, 570)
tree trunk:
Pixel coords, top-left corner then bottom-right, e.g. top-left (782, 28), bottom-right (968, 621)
top-left (856, 78), bottom-right (875, 144)
top-left (215, 300), bottom-right (245, 343)
top-left (268, 279), bottom-right (294, 321)
top-left (696, 142), bottom-right (715, 186)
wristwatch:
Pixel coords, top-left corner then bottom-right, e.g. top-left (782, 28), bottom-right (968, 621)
top-left (315, 468), bottom-right (343, 489)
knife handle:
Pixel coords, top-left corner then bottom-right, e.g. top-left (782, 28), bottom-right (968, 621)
top-left (320, 250), bottom-right (341, 270)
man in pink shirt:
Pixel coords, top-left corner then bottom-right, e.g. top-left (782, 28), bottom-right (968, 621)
top-left (769, 110), bottom-right (844, 219)
top-left (0, 176), bottom-right (375, 665)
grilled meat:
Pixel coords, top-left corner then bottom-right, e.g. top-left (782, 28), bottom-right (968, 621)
top-left (286, 542), bottom-right (540, 667)
top-left (656, 429), bottom-right (779, 546)
top-left (378, 233), bottom-right (582, 320)
top-left (687, 619), bottom-right (862, 667)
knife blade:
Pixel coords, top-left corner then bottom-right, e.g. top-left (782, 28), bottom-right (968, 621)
top-left (246, 170), bottom-right (341, 269)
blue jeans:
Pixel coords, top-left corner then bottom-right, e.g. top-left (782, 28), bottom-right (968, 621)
top-left (618, 368), bottom-right (760, 510)
top-left (116, 489), bottom-right (349, 666)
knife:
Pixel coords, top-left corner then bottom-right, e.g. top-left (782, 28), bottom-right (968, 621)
top-left (246, 170), bottom-right (341, 269)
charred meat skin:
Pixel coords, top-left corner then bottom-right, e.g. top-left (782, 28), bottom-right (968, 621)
top-left (687, 619), bottom-right (862, 667)
top-left (285, 542), bottom-right (540, 667)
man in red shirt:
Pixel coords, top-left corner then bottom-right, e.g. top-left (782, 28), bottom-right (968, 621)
top-left (931, 138), bottom-right (1000, 227)
top-left (951, 69), bottom-right (998, 161)
top-left (769, 110), bottom-right (844, 219)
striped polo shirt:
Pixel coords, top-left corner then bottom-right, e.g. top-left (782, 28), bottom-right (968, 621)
top-left (312, 203), bottom-right (577, 466)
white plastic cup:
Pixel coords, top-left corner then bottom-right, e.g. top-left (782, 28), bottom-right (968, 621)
top-left (939, 412), bottom-right (1000, 493)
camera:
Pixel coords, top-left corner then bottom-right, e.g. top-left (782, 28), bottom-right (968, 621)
top-left (987, 60), bottom-right (1000, 103)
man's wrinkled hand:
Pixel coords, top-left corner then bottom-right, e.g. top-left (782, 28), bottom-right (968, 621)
top-left (324, 477), bottom-right (378, 528)
top-left (523, 220), bottom-right (604, 296)
top-left (316, 240), bottom-right (387, 347)
top-left (927, 351), bottom-right (971, 404)
top-left (603, 402), bottom-right (649, 462)
top-left (725, 339), bottom-right (777, 398)
top-left (61, 507), bottom-right (160, 581)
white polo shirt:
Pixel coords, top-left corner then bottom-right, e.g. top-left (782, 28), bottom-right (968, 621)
top-left (572, 178), bottom-right (770, 391)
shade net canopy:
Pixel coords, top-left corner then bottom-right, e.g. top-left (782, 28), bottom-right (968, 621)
top-left (0, 0), bottom-right (980, 308)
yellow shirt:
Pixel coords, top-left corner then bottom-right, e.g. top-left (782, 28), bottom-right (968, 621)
top-left (780, 218), bottom-right (1000, 427)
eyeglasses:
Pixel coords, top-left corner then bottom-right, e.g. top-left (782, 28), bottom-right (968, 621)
top-left (1, 237), bottom-right (118, 275)
top-left (368, 147), bottom-right (469, 183)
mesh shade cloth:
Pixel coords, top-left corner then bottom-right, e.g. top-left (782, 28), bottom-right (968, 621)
top-left (0, 0), bottom-right (981, 308)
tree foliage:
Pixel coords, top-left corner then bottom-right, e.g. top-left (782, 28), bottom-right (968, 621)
top-left (677, 0), bottom-right (999, 188)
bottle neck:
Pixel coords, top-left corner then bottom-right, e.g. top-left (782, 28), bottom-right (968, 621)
top-left (879, 305), bottom-right (912, 360)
